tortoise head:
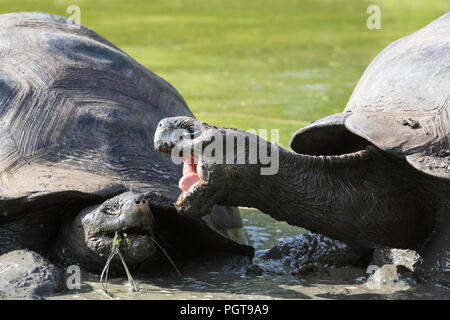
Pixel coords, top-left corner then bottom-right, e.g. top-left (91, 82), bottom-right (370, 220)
top-left (154, 116), bottom-right (279, 219)
top-left (61, 192), bottom-right (157, 272)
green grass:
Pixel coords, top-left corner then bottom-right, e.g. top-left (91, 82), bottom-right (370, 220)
top-left (1, 0), bottom-right (448, 148)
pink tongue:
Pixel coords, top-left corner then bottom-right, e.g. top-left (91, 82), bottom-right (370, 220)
top-left (179, 162), bottom-right (200, 192)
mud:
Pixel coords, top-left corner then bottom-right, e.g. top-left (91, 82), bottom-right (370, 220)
top-left (49, 209), bottom-right (450, 300)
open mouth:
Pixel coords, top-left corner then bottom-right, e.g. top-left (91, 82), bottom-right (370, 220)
top-left (156, 147), bottom-right (206, 197)
top-left (104, 225), bottom-right (152, 240)
top-left (179, 159), bottom-right (201, 193)
top-left (155, 142), bottom-right (210, 208)
top-left (177, 154), bottom-right (208, 201)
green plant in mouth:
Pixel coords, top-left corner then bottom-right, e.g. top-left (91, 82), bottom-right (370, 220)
top-left (100, 232), bottom-right (139, 294)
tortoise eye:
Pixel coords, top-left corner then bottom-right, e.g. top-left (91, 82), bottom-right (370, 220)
top-left (102, 207), bottom-right (121, 215)
top-left (101, 201), bottom-right (123, 215)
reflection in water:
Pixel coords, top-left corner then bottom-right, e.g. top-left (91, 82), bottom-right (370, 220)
top-left (51, 208), bottom-right (450, 300)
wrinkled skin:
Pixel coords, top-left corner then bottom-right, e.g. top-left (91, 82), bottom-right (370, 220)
top-left (56, 192), bottom-right (158, 272)
top-left (0, 192), bottom-right (168, 298)
top-left (154, 116), bottom-right (450, 286)
top-left (1, 190), bottom-right (254, 299)
top-left (58, 191), bottom-right (254, 274)
top-left (154, 117), bottom-right (275, 220)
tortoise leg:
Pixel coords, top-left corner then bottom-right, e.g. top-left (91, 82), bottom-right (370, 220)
top-left (0, 249), bottom-right (60, 299)
top-left (415, 205), bottom-right (450, 287)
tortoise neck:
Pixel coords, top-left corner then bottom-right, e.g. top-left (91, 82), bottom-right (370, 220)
top-left (240, 145), bottom-right (379, 243)
top-left (240, 144), bottom-right (441, 248)
top-left (248, 147), bottom-right (348, 227)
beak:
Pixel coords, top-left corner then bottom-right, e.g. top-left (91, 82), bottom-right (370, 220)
top-left (154, 139), bottom-right (176, 154)
top-left (154, 123), bottom-right (177, 153)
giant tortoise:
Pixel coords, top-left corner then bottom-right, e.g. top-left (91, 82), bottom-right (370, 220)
top-left (0, 12), bottom-right (253, 299)
top-left (154, 13), bottom-right (450, 285)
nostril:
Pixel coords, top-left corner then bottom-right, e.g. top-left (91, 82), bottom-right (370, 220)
top-left (142, 200), bottom-right (146, 204)
top-left (134, 200), bottom-right (140, 205)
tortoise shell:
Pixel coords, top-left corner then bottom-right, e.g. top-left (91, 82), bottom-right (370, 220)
top-left (291, 13), bottom-right (449, 180)
top-left (0, 12), bottom-right (189, 201)
top-left (0, 13), bottom-right (251, 258)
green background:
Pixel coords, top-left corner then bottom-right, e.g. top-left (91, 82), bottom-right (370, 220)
top-left (1, 0), bottom-right (448, 148)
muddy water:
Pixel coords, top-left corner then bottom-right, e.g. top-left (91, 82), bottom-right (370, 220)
top-left (51, 208), bottom-right (449, 300)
